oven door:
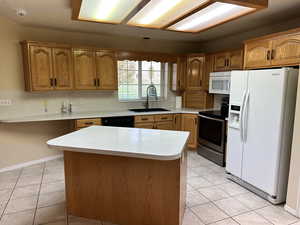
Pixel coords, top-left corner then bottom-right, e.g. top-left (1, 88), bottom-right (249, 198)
top-left (198, 115), bottom-right (225, 153)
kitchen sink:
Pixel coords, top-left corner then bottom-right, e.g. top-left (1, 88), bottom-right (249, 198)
top-left (129, 108), bottom-right (170, 113)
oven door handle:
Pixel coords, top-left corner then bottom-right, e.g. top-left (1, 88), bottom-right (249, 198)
top-left (198, 115), bottom-right (224, 122)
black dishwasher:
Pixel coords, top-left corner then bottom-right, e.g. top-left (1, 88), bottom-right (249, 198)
top-left (101, 116), bottom-right (135, 128)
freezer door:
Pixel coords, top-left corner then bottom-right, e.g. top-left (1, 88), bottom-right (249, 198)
top-left (229, 71), bottom-right (249, 104)
top-left (242, 69), bottom-right (286, 196)
top-left (226, 71), bottom-right (248, 177)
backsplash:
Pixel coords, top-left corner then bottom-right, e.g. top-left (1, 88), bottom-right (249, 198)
top-left (213, 94), bottom-right (229, 109)
top-left (0, 89), bottom-right (177, 119)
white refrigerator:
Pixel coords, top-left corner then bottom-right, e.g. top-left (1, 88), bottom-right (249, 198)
top-left (226, 68), bottom-right (299, 204)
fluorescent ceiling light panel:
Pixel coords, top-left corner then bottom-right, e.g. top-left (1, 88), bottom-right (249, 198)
top-left (79, 0), bottom-right (142, 23)
top-left (127, 0), bottom-right (210, 28)
top-left (168, 2), bottom-right (255, 32)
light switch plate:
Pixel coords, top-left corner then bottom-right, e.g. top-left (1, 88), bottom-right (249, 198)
top-left (0, 99), bottom-right (12, 106)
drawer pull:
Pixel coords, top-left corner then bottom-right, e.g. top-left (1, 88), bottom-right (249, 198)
top-left (141, 118), bottom-right (148, 121)
top-left (161, 117), bottom-right (168, 120)
top-left (84, 122), bottom-right (94, 125)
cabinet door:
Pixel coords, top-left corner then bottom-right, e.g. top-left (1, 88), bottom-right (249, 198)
top-left (213, 52), bottom-right (228, 72)
top-left (181, 114), bottom-right (198, 149)
top-left (52, 48), bottom-right (73, 90)
top-left (229, 50), bottom-right (243, 70)
top-left (186, 56), bottom-right (205, 91)
top-left (155, 121), bottom-right (174, 130)
top-left (95, 51), bottom-right (118, 90)
top-left (177, 56), bottom-right (187, 90)
top-left (174, 114), bottom-right (182, 131)
top-left (29, 46), bottom-right (53, 91)
top-left (271, 34), bottom-right (300, 66)
top-left (244, 40), bottom-right (272, 69)
top-left (135, 122), bottom-right (154, 129)
top-left (73, 49), bottom-right (97, 90)
top-left (184, 91), bottom-right (209, 109)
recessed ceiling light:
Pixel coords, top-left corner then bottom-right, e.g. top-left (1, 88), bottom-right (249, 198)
top-left (168, 2), bottom-right (255, 32)
top-left (79, 0), bottom-right (143, 24)
top-left (127, 0), bottom-right (210, 28)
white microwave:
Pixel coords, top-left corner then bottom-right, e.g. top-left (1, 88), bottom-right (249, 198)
top-left (209, 72), bottom-right (231, 94)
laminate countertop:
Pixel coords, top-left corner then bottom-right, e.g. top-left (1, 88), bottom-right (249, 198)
top-left (47, 125), bottom-right (189, 160)
top-left (0, 108), bottom-right (214, 123)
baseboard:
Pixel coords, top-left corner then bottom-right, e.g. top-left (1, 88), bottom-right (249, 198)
top-left (0, 154), bottom-right (63, 173)
top-left (284, 204), bottom-right (299, 217)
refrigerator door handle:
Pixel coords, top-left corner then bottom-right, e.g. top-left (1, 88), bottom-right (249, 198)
top-left (243, 91), bottom-right (250, 142)
top-left (240, 90), bottom-right (247, 142)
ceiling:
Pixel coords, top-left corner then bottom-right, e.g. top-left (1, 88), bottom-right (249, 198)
top-left (0, 0), bottom-right (300, 42)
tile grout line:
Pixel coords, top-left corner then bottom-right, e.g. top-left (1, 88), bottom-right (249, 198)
top-left (0, 168), bottom-right (23, 221)
top-left (31, 162), bottom-right (46, 225)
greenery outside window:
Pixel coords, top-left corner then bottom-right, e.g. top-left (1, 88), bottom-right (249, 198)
top-left (118, 60), bottom-right (166, 101)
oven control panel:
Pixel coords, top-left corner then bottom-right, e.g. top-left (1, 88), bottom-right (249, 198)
top-left (229, 104), bottom-right (241, 129)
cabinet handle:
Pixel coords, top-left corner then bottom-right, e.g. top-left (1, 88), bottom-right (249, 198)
top-left (50, 78), bottom-right (54, 87)
top-left (97, 78), bottom-right (100, 87)
top-left (271, 49), bottom-right (275, 60)
top-left (227, 59), bottom-right (230, 67)
top-left (161, 117), bottom-right (168, 120)
top-left (141, 118), bottom-right (148, 121)
top-left (94, 79), bottom-right (97, 86)
top-left (84, 122), bottom-right (94, 125)
top-left (195, 118), bottom-right (197, 125)
top-left (267, 50), bottom-right (271, 60)
top-left (54, 78), bottom-right (57, 87)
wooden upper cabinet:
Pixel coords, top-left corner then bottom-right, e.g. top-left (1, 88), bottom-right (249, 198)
top-left (244, 29), bottom-right (300, 69)
top-left (73, 49), bottom-right (97, 90)
top-left (181, 114), bottom-right (198, 149)
top-left (229, 50), bottom-right (244, 70)
top-left (271, 34), bottom-right (300, 66)
top-left (177, 56), bottom-right (187, 90)
top-left (214, 52), bottom-right (228, 72)
top-left (213, 49), bottom-right (243, 72)
top-left (186, 55), bottom-right (205, 91)
top-left (52, 48), bottom-right (73, 90)
top-left (29, 46), bottom-right (53, 91)
top-left (244, 40), bottom-right (272, 69)
top-left (95, 51), bottom-right (118, 90)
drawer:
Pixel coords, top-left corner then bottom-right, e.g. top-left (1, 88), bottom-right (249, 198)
top-left (135, 122), bottom-right (154, 129)
top-left (154, 114), bottom-right (173, 122)
top-left (135, 115), bottom-right (155, 123)
top-left (76, 118), bottom-right (101, 128)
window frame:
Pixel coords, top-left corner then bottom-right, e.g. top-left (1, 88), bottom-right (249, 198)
top-left (118, 60), bottom-right (166, 102)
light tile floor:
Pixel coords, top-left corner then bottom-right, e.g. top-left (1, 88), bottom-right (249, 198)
top-left (0, 151), bottom-right (299, 225)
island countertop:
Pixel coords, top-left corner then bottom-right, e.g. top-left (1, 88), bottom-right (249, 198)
top-left (47, 125), bottom-right (189, 160)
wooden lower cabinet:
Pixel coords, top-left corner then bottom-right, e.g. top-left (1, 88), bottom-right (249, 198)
top-left (174, 114), bottom-right (182, 131)
top-left (155, 121), bottom-right (174, 130)
top-left (75, 118), bottom-right (101, 130)
top-left (134, 113), bottom-right (198, 149)
top-left (181, 114), bottom-right (198, 149)
top-left (135, 122), bottom-right (154, 129)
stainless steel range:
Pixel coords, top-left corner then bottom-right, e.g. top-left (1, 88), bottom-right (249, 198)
top-left (197, 110), bottom-right (227, 167)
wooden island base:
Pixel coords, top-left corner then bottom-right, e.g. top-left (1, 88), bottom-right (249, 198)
top-left (64, 150), bottom-right (187, 225)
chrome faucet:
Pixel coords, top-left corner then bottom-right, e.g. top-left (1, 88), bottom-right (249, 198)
top-left (144, 84), bottom-right (158, 109)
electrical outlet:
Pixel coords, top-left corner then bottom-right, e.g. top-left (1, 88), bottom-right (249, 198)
top-left (0, 99), bottom-right (12, 106)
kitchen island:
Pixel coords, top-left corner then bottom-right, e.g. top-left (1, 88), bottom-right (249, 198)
top-left (47, 126), bottom-right (189, 225)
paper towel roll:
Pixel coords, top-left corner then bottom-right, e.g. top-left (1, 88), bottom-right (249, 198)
top-left (175, 96), bottom-right (182, 109)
